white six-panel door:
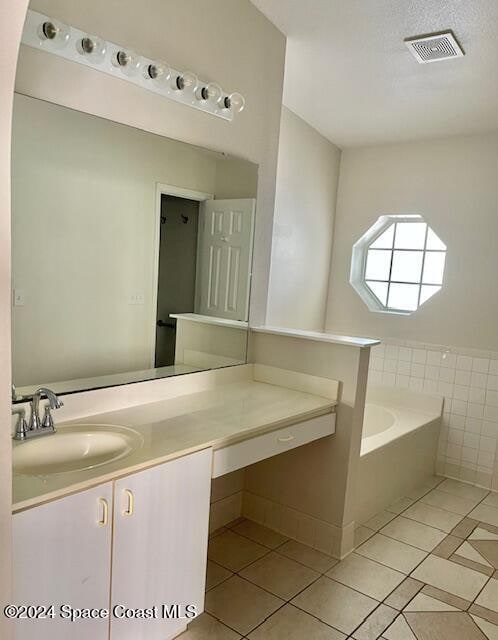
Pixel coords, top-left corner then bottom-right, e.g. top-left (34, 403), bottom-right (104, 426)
top-left (196, 198), bottom-right (255, 321)
top-left (110, 448), bottom-right (212, 640)
top-left (13, 483), bottom-right (113, 640)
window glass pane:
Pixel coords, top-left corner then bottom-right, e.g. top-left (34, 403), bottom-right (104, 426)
top-left (366, 281), bottom-right (388, 305)
top-left (391, 250), bottom-right (423, 283)
top-left (426, 228), bottom-right (446, 250)
top-left (370, 225), bottom-right (395, 249)
top-left (394, 222), bottom-right (427, 249)
top-left (422, 252), bottom-right (446, 285)
top-left (420, 285), bottom-right (441, 305)
top-left (388, 283), bottom-right (420, 311)
top-left (365, 249), bottom-right (391, 281)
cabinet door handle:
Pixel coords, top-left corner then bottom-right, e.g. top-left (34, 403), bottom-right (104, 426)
top-left (98, 498), bottom-right (109, 527)
top-left (277, 434), bottom-right (295, 443)
top-left (123, 489), bottom-right (134, 517)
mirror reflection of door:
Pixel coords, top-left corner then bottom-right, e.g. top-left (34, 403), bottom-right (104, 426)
top-left (155, 195), bottom-right (255, 368)
top-left (155, 195), bottom-right (199, 367)
top-left (196, 199), bottom-right (255, 321)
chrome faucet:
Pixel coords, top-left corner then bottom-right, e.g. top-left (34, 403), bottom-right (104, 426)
top-left (13, 387), bottom-right (64, 441)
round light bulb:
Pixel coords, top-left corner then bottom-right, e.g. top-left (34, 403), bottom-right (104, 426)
top-left (37, 19), bottom-right (71, 49)
top-left (196, 82), bottom-right (223, 104)
top-left (112, 49), bottom-right (141, 76)
top-left (172, 71), bottom-right (198, 92)
top-left (76, 35), bottom-right (107, 63)
top-left (144, 62), bottom-right (171, 84)
top-left (223, 92), bottom-right (246, 113)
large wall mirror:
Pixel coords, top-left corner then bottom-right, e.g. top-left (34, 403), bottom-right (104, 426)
top-left (11, 94), bottom-right (258, 399)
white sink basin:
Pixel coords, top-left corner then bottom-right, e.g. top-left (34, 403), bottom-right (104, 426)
top-left (13, 424), bottom-right (143, 475)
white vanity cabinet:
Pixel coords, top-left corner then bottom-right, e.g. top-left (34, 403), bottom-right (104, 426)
top-left (13, 448), bottom-right (212, 640)
top-left (13, 483), bottom-right (113, 640)
top-left (111, 447), bottom-right (212, 640)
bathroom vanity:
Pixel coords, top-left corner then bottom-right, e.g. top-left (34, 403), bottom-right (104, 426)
top-left (12, 364), bottom-right (337, 640)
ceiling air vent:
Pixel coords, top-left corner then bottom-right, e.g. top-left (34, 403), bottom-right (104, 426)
top-left (405, 31), bottom-right (465, 64)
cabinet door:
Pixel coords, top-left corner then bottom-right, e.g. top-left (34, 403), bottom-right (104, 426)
top-left (111, 448), bottom-right (212, 640)
top-left (13, 483), bottom-right (113, 640)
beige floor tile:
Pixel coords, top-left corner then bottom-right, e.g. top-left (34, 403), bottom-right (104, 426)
top-left (404, 593), bottom-right (459, 612)
top-left (356, 533), bottom-right (427, 574)
top-left (404, 611), bottom-right (488, 640)
top-left (470, 603), bottom-right (498, 626)
top-left (432, 534), bottom-right (462, 559)
top-left (406, 477), bottom-right (443, 501)
top-left (450, 517), bottom-right (480, 539)
top-left (421, 489), bottom-right (481, 515)
top-left (239, 551), bottom-right (319, 600)
top-left (438, 479), bottom-right (489, 502)
top-left (403, 502), bottom-right (463, 533)
top-left (232, 519), bottom-right (288, 549)
top-left (469, 504), bottom-right (498, 528)
top-left (205, 575), bottom-right (283, 636)
top-left (383, 614), bottom-right (417, 639)
top-left (278, 539), bottom-right (337, 573)
top-left (411, 554), bottom-right (488, 601)
top-left (471, 614), bottom-right (498, 640)
top-left (179, 613), bottom-right (242, 639)
top-left (387, 497), bottom-right (415, 515)
top-left (208, 530), bottom-right (269, 571)
top-left (421, 584), bottom-right (471, 611)
top-left (363, 510), bottom-right (397, 531)
top-left (206, 561), bottom-right (233, 591)
top-left (470, 527), bottom-right (498, 541)
top-left (355, 525), bottom-right (376, 547)
top-left (455, 541), bottom-right (493, 568)
top-left (248, 603), bottom-right (346, 640)
top-left (353, 604), bottom-right (398, 640)
top-left (384, 578), bottom-right (424, 610)
top-left (450, 552), bottom-right (494, 577)
top-left (381, 516), bottom-right (446, 551)
top-left (326, 553), bottom-right (404, 600)
top-left (475, 577), bottom-right (498, 612)
top-left (484, 493), bottom-right (498, 509)
top-left (470, 540), bottom-right (498, 568)
top-left (292, 576), bottom-right (378, 635)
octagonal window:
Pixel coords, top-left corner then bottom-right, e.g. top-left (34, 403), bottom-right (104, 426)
top-left (350, 215), bottom-right (446, 314)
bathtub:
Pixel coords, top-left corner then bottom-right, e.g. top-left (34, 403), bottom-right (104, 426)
top-left (355, 385), bottom-right (443, 525)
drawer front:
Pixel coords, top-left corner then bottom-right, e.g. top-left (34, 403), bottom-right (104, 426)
top-left (212, 412), bottom-right (335, 478)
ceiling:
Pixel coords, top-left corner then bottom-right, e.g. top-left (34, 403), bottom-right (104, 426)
top-left (251, 0), bottom-right (498, 147)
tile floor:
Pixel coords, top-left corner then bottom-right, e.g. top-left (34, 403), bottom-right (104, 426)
top-left (180, 476), bottom-right (498, 639)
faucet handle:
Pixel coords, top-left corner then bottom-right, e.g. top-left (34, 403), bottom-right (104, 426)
top-left (42, 405), bottom-right (55, 431)
top-left (13, 409), bottom-right (29, 441)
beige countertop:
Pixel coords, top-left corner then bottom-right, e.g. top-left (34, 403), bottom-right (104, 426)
top-left (13, 377), bottom-right (336, 513)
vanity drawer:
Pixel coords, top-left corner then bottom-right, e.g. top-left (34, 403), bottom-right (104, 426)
top-left (212, 412), bottom-right (335, 478)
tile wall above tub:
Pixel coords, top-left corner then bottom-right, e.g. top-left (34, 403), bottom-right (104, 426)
top-left (368, 340), bottom-right (498, 491)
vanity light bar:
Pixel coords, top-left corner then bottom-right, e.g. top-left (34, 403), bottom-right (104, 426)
top-left (21, 10), bottom-right (246, 122)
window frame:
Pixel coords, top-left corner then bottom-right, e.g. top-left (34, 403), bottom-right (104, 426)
top-left (350, 214), bottom-right (446, 315)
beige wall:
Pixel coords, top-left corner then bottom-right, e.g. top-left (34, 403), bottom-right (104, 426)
top-left (326, 132), bottom-right (498, 351)
top-left (267, 107), bottom-right (341, 331)
top-left (18, 0), bottom-right (286, 327)
top-left (0, 1), bottom-right (29, 634)
top-left (246, 331), bottom-right (369, 557)
top-left (11, 95), bottom-right (256, 386)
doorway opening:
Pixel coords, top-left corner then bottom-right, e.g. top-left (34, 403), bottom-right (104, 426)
top-left (154, 194), bottom-right (200, 367)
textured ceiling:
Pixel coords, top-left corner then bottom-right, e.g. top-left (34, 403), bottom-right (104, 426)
top-left (251, 0), bottom-right (498, 147)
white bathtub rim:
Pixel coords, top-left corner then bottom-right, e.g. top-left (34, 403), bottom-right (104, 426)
top-left (367, 384), bottom-right (444, 416)
top-left (361, 404), bottom-right (441, 456)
